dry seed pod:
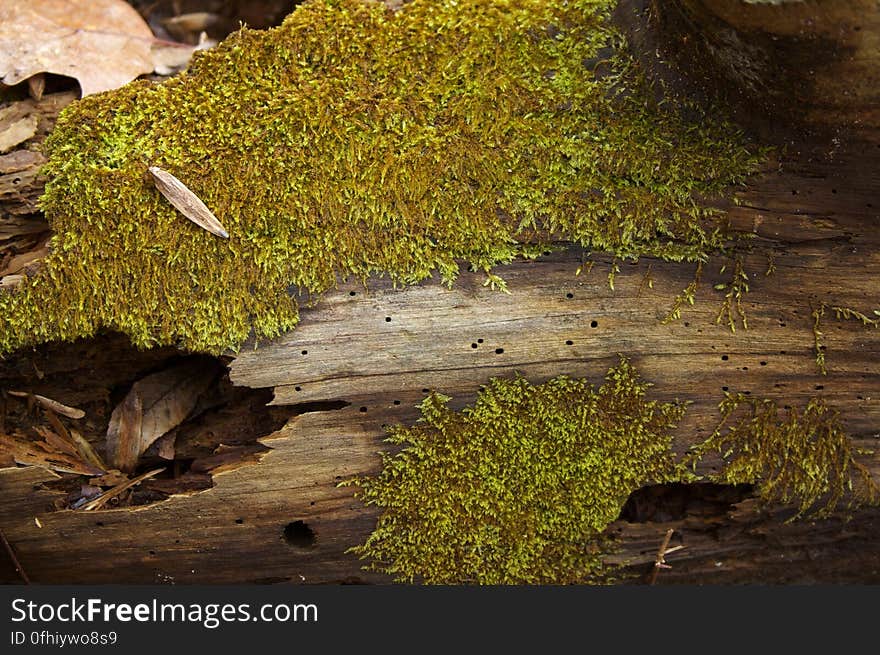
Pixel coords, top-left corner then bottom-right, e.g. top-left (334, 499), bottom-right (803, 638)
top-left (148, 166), bottom-right (229, 238)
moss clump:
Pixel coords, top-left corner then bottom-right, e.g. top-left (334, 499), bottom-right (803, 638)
top-left (686, 393), bottom-right (880, 519)
top-left (345, 358), bottom-right (686, 584)
top-left (0, 0), bottom-right (761, 354)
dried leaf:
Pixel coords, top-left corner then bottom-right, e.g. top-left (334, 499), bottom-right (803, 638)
top-left (0, 430), bottom-right (104, 475)
top-left (106, 390), bottom-right (142, 474)
top-left (148, 166), bottom-right (229, 238)
top-left (33, 425), bottom-right (78, 458)
top-left (69, 429), bottom-right (107, 472)
top-left (7, 389), bottom-right (84, 419)
top-left (42, 405), bottom-right (106, 470)
top-left (106, 359), bottom-right (220, 472)
top-left (0, 0), bottom-right (195, 96)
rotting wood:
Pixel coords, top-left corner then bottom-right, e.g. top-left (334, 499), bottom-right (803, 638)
top-left (0, 133), bottom-right (877, 583)
top-left (1, 0), bottom-right (879, 585)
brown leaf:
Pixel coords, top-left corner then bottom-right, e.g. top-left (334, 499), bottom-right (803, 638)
top-left (0, 430), bottom-right (104, 475)
top-left (106, 360), bottom-right (219, 472)
top-left (149, 166), bottom-right (229, 238)
top-left (69, 429), bottom-right (107, 472)
top-left (0, 0), bottom-right (196, 96)
top-left (106, 390), bottom-right (142, 474)
top-left (33, 425), bottom-right (78, 458)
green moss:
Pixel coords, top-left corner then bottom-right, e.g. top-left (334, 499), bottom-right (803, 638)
top-left (685, 393), bottom-right (879, 520)
top-left (0, 0), bottom-right (761, 354)
top-left (345, 358), bottom-right (686, 584)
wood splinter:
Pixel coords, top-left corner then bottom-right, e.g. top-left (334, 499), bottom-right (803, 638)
top-left (0, 526), bottom-right (30, 584)
top-left (148, 166), bottom-right (229, 239)
top-left (648, 528), bottom-right (685, 585)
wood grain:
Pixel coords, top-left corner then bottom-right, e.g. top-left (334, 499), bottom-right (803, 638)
top-left (0, 136), bottom-right (878, 584)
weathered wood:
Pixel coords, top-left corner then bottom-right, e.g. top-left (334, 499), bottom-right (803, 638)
top-left (1, 133), bottom-right (879, 583)
top-left (2, 1), bottom-right (880, 584)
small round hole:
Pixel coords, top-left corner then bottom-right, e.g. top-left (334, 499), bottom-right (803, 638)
top-left (814, 385), bottom-right (824, 390)
top-left (385, 317), bottom-right (391, 322)
top-left (722, 386), bottom-right (729, 392)
top-left (301, 350), bottom-right (308, 355)
top-left (471, 343), bottom-right (478, 348)
top-left (349, 291), bottom-right (356, 296)
top-left (422, 388), bottom-right (430, 394)
top-left (235, 518), bottom-right (244, 525)
top-left (393, 400), bottom-right (401, 406)
top-left (759, 361), bottom-right (767, 366)
top-left (566, 293), bottom-right (574, 299)
top-left (565, 340), bottom-right (573, 346)
top-left (359, 406), bottom-right (367, 413)
top-left (721, 355), bottom-right (729, 361)
top-left (295, 386), bottom-right (302, 391)
top-left (149, 550), bottom-right (156, 556)
top-left (477, 338), bottom-right (484, 343)
top-left (590, 320), bottom-right (598, 328)
top-left (283, 521), bottom-right (316, 549)
top-left (495, 348), bottom-right (504, 354)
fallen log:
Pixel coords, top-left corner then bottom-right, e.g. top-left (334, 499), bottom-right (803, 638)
top-left (1, 0), bottom-right (879, 584)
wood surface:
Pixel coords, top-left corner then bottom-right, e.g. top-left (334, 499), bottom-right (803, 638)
top-left (1, 0), bottom-right (879, 585)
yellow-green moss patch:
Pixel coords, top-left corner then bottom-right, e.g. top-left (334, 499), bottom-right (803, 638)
top-left (686, 393), bottom-right (879, 519)
top-left (345, 358), bottom-right (686, 584)
top-left (1, 0), bottom-right (761, 354)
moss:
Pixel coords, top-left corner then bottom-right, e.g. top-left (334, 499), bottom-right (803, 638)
top-left (344, 357), bottom-right (686, 584)
top-left (0, 0), bottom-right (762, 354)
top-left (811, 303), bottom-right (880, 375)
top-left (685, 393), bottom-right (879, 520)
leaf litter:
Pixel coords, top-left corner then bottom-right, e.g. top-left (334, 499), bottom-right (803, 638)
top-left (0, 0), bottom-right (199, 97)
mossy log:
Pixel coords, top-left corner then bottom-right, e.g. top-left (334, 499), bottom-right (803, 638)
top-left (1, 0), bottom-right (880, 584)
top-left (2, 134), bottom-right (880, 584)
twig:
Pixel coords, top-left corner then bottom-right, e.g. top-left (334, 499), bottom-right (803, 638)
top-left (80, 467), bottom-right (165, 511)
top-left (0, 526), bottom-right (30, 584)
top-left (648, 528), bottom-right (675, 585)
